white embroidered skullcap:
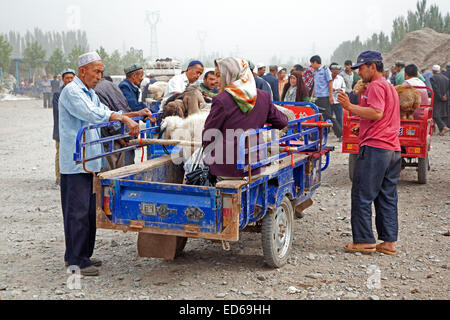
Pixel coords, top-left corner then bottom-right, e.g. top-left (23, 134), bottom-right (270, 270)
top-left (78, 51), bottom-right (102, 68)
top-left (432, 65), bottom-right (441, 72)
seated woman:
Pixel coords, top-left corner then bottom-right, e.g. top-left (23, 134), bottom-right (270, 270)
top-left (281, 71), bottom-right (309, 102)
top-left (202, 57), bottom-right (289, 179)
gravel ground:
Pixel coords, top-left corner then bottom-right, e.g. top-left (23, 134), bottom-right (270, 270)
top-left (0, 99), bottom-right (448, 301)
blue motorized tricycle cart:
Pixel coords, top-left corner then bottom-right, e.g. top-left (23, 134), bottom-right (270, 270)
top-left (74, 102), bottom-right (333, 268)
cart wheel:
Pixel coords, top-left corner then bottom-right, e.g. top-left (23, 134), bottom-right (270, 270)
top-left (418, 154), bottom-right (429, 184)
top-left (262, 196), bottom-right (294, 268)
top-left (348, 154), bottom-right (357, 182)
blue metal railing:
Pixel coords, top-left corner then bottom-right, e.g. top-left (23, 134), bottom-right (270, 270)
top-left (237, 102), bottom-right (330, 172)
top-left (73, 113), bottom-right (162, 164)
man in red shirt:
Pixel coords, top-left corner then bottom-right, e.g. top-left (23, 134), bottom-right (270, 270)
top-left (338, 51), bottom-right (401, 256)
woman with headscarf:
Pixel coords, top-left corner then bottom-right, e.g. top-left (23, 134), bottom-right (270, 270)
top-left (202, 57), bottom-right (289, 178)
top-left (281, 71), bottom-right (309, 102)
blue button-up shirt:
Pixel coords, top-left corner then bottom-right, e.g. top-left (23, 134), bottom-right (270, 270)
top-left (58, 76), bottom-right (113, 174)
top-left (313, 66), bottom-right (332, 98)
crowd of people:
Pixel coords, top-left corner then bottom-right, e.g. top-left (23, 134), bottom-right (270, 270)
top-left (45, 48), bottom-right (449, 277)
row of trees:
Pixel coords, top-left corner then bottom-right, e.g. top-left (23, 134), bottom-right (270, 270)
top-left (0, 31), bottom-right (146, 81)
top-left (331, 0), bottom-right (450, 64)
top-left (4, 28), bottom-right (89, 60)
top-left (45, 45), bottom-right (146, 77)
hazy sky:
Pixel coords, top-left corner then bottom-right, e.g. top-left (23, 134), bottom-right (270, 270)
top-left (1, 0), bottom-right (450, 63)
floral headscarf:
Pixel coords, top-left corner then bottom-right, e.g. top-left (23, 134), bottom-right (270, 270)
top-left (215, 57), bottom-right (257, 114)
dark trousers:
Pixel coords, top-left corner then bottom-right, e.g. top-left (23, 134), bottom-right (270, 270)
top-left (60, 173), bottom-right (96, 268)
top-left (433, 101), bottom-right (448, 131)
top-left (43, 93), bottom-right (52, 108)
top-left (331, 103), bottom-right (343, 138)
top-left (351, 146), bottom-right (401, 244)
top-left (316, 97), bottom-right (341, 138)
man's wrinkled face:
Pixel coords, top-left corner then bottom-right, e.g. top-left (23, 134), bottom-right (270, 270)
top-left (358, 64), bottom-right (376, 83)
top-left (131, 69), bottom-right (144, 86)
top-left (79, 61), bottom-right (104, 89)
top-left (186, 65), bottom-right (204, 83)
top-left (62, 73), bottom-right (75, 86)
top-left (203, 74), bottom-right (217, 90)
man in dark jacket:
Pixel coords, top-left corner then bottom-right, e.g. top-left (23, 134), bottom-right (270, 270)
top-left (52, 69), bottom-right (75, 185)
top-left (262, 65), bottom-right (280, 101)
top-left (94, 76), bottom-right (133, 169)
top-left (119, 64), bottom-right (151, 165)
top-left (248, 61), bottom-right (273, 99)
top-left (442, 62), bottom-right (450, 80)
top-left (430, 65), bottom-right (449, 135)
top-left (119, 64), bottom-right (148, 112)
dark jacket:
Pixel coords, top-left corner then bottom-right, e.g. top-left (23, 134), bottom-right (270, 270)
top-left (52, 88), bottom-right (63, 141)
top-left (255, 76), bottom-right (273, 99)
top-left (119, 79), bottom-right (148, 111)
top-left (94, 78), bottom-right (132, 137)
top-left (51, 79), bottom-right (61, 94)
top-left (202, 89), bottom-right (288, 178)
top-left (95, 79), bottom-right (131, 113)
top-left (430, 73), bottom-right (449, 118)
top-left (261, 73), bottom-right (280, 101)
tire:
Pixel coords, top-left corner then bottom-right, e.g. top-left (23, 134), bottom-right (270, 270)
top-left (418, 155), bottom-right (428, 185)
top-left (349, 153), bottom-right (357, 182)
top-left (262, 196), bottom-right (294, 268)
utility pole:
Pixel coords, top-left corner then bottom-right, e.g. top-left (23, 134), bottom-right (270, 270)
top-left (146, 11), bottom-right (160, 61)
top-left (197, 31), bottom-right (207, 62)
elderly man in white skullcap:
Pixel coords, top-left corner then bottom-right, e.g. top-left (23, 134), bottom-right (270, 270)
top-left (58, 52), bottom-right (153, 276)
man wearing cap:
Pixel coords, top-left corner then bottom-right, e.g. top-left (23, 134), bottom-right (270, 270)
top-left (52, 69), bottom-right (76, 185)
top-left (119, 64), bottom-right (148, 112)
top-left (163, 60), bottom-right (204, 103)
top-left (330, 64), bottom-right (346, 140)
top-left (430, 65), bottom-right (449, 136)
top-left (442, 62), bottom-right (450, 80)
top-left (248, 61), bottom-right (273, 99)
top-left (58, 52), bottom-right (153, 276)
top-left (338, 50), bottom-right (401, 256)
top-left (256, 63), bottom-right (266, 77)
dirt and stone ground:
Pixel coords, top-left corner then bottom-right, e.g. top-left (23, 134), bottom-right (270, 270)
top-left (0, 98), bottom-right (448, 301)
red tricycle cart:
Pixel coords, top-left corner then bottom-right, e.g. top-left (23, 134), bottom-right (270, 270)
top-left (342, 86), bottom-right (434, 184)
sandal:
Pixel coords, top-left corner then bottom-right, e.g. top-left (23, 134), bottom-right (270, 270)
top-left (376, 244), bottom-right (397, 255)
top-left (344, 243), bottom-right (376, 254)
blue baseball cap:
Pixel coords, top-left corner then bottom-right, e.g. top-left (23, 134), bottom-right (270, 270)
top-left (351, 51), bottom-right (383, 70)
